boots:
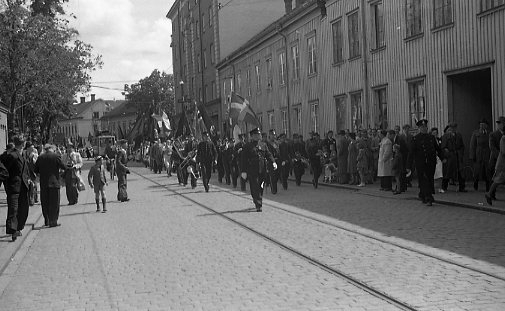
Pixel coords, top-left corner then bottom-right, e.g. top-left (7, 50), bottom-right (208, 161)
top-left (102, 198), bottom-right (107, 213)
top-left (96, 199), bottom-right (101, 212)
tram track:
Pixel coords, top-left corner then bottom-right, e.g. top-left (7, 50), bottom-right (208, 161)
top-left (135, 171), bottom-right (420, 311)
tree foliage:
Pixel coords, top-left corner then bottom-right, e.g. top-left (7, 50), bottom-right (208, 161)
top-left (0, 0), bottom-right (102, 142)
top-left (30, 0), bottom-right (68, 17)
top-left (126, 69), bottom-right (175, 118)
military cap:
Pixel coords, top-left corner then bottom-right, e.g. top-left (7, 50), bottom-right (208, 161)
top-left (249, 127), bottom-right (261, 135)
top-left (496, 116), bottom-right (505, 124)
top-left (278, 133), bottom-right (286, 139)
top-left (95, 155), bottom-right (103, 162)
top-left (44, 143), bottom-right (54, 150)
top-left (478, 118), bottom-right (489, 125)
top-left (416, 119), bottom-right (428, 126)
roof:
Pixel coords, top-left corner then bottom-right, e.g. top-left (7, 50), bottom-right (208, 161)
top-left (68, 99), bottom-right (125, 119)
top-left (101, 101), bottom-right (137, 120)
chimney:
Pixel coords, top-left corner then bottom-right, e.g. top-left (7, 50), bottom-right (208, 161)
top-left (91, 94), bottom-right (96, 101)
top-left (80, 97), bottom-right (85, 104)
top-left (284, 0), bottom-right (292, 13)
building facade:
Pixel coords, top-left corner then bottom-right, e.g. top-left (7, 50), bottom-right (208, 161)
top-left (56, 94), bottom-right (124, 145)
top-left (100, 101), bottom-right (137, 138)
top-left (167, 0), bottom-right (287, 136)
top-left (217, 0), bottom-right (505, 150)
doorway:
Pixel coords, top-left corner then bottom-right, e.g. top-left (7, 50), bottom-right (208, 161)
top-left (447, 68), bottom-right (492, 164)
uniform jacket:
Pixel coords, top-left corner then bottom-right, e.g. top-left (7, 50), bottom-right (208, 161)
top-left (2, 147), bottom-right (31, 193)
top-left (378, 137), bottom-right (394, 177)
top-left (489, 129), bottom-right (503, 167)
top-left (305, 138), bottom-right (321, 160)
top-left (88, 164), bottom-right (107, 188)
top-left (196, 140), bottom-right (217, 164)
top-left (115, 148), bottom-right (129, 174)
top-left (492, 135), bottom-right (505, 183)
top-left (34, 151), bottom-right (66, 188)
top-left (240, 141), bottom-right (275, 175)
top-left (408, 133), bottom-right (442, 170)
top-left (278, 141), bottom-right (292, 163)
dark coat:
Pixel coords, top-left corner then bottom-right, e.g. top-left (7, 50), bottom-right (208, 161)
top-left (34, 151), bottom-right (66, 188)
top-left (493, 136), bottom-right (505, 183)
top-left (196, 140), bottom-right (217, 164)
top-left (115, 148), bottom-right (129, 175)
top-left (489, 129), bottom-right (503, 168)
top-left (240, 141), bottom-right (275, 175)
top-left (469, 129), bottom-right (490, 174)
top-left (1, 147), bottom-right (30, 193)
top-left (407, 133), bottom-right (442, 170)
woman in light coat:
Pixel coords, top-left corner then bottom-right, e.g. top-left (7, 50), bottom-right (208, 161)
top-left (377, 130), bottom-right (394, 191)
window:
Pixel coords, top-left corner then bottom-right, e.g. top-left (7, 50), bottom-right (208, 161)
top-left (408, 79), bottom-right (426, 126)
top-left (350, 92), bottom-right (363, 131)
top-left (331, 19), bottom-right (343, 63)
top-left (197, 54), bottom-right (201, 72)
top-left (255, 63), bottom-right (261, 92)
top-left (307, 36), bottom-right (317, 75)
top-left (279, 52), bottom-right (286, 85)
top-left (266, 58), bottom-right (273, 89)
top-left (434, 0), bottom-right (452, 28)
top-left (211, 80), bottom-right (216, 99)
top-left (257, 113), bottom-right (263, 129)
top-left (204, 84), bottom-right (208, 101)
top-left (93, 112), bottom-right (99, 119)
top-left (237, 71), bottom-right (242, 95)
top-left (267, 111), bottom-right (275, 130)
top-left (203, 49), bottom-right (207, 68)
top-left (208, 6), bottom-right (213, 26)
top-left (348, 11), bottom-right (360, 58)
top-left (310, 101), bottom-right (319, 133)
top-left (195, 20), bottom-right (199, 39)
top-left (371, 2), bottom-right (385, 49)
top-left (199, 87), bottom-right (202, 102)
top-left (202, 13), bottom-right (206, 32)
top-left (246, 68), bottom-right (252, 96)
top-left (291, 44), bottom-right (300, 80)
top-left (210, 44), bottom-right (215, 64)
top-left (281, 110), bottom-right (288, 134)
top-left (406, 0), bottom-right (422, 37)
top-left (481, 0), bottom-right (504, 12)
top-left (334, 96), bottom-right (346, 132)
top-left (294, 106), bottom-right (302, 134)
top-left (374, 88), bottom-right (388, 129)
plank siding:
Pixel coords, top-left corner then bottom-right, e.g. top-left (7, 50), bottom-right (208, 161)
top-left (217, 0), bottom-right (505, 138)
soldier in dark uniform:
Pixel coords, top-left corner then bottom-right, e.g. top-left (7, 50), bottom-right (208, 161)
top-left (292, 134), bottom-right (307, 186)
top-left (278, 133), bottom-right (292, 190)
top-left (216, 139), bottom-right (225, 183)
top-left (222, 138), bottom-right (233, 185)
top-left (469, 118), bottom-right (491, 191)
top-left (196, 132), bottom-right (217, 192)
top-left (489, 116), bottom-right (504, 179)
top-left (1, 136), bottom-right (30, 241)
top-left (241, 127), bottom-right (277, 212)
top-left (233, 134), bottom-right (247, 190)
top-left (407, 119), bottom-right (443, 206)
top-left (266, 129), bottom-right (280, 194)
top-left (306, 132), bottom-right (323, 188)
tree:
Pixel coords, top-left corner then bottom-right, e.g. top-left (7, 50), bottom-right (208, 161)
top-left (126, 70), bottom-right (175, 118)
top-left (0, 0), bottom-right (102, 141)
top-left (30, 0), bottom-right (68, 17)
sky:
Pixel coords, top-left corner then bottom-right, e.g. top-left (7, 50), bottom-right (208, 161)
top-left (65, 0), bottom-right (176, 101)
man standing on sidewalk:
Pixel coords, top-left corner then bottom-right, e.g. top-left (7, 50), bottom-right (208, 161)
top-left (2, 136), bottom-right (30, 241)
top-left (485, 116), bottom-right (505, 205)
top-left (34, 144), bottom-right (66, 227)
top-left (407, 119), bottom-right (443, 206)
top-left (197, 132), bottom-right (217, 192)
top-left (61, 143), bottom-right (83, 205)
top-left (241, 127), bottom-right (277, 212)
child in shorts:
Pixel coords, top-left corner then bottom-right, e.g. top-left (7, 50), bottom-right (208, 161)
top-left (88, 156), bottom-right (108, 212)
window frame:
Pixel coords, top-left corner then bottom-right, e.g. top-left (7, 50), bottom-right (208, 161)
top-left (405, 0), bottom-right (423, 39)
top-left (334, 95), bottom-right (347, 132)
top-left (331, 18), bottom-right (343, 64)
top-left (279, 51), bottom-right (286, 86)
top-left (310, 101), bottom-right (319, 133)
top-left (433, 0), bottom-right (453, 29)
top-left (307, 35), bottom-right (317, 76)
top-left (350, 91), bottom-right (363, 132)
top-left (266, 57), bottom-right (273, 89)
top-left (347, 10), bottom-right (361, 59)
top-left (255, 62), bottom-right (261, 94)
top-left (291, 43), bottom-right (300, 81)
top-left (267, 110), bottom-right (275, 131)
top-left (407, 78), bottom-right (426, 126)
top-left (374, 87), bottom-right (388, 130)
top-left (371, 1), bottom-right (385, 50)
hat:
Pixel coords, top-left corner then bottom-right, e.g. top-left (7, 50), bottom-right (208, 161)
top-left (478, 118), bottom-right (489, 125)
top-left (249, 127), bottom-right (261, 135)
top-left (278, 133), bottom-right (286, 139)
top-left (496, 116), bottom-right (505, 124)
top-left (416, 119), bottom-right (428, 127)
top-left (43, 143), bottom-right (54, 150)
top-left (95, 156), bottom-right (103, 162)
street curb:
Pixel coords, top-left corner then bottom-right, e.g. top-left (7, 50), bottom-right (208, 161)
top-left (290, 178), bottom-right (505, 215)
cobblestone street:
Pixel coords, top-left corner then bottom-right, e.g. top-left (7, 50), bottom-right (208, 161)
top-left (1, 166), bottom-right (505, 310)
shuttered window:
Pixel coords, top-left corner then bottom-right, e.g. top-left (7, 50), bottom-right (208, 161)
top-left (331, 19), bottom-right (343, 63)
top-left (433, 0), bottom-right (452, 28)
top-left (348, 11), bottom-right (360, 58)
top-left (406, 0), bottom-right (423, 37)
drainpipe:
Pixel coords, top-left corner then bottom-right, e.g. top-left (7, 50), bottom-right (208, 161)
top-left (276, 24), bottom-right (291, 137)
top-left (360, 0), bottom-right (370, 129)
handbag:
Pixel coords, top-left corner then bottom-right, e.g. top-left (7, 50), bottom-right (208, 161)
top-left (77, 175), bottom-right (86, 191)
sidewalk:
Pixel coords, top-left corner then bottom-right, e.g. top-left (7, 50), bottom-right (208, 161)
top-left (289, 173), bottom-right (505, 215)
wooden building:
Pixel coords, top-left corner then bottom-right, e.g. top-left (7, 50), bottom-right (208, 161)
top-left (217, 0), bottom-right (505, 149)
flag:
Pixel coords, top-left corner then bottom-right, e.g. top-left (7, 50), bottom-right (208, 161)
top-left (161, 111), bottom-right (171, 131)
top-left (174, 112), bottom-right (192, 138)
top-left (197, 103), bottom-right (211, 132)
top-left (229, 93), bottom-right (260, 127)
top-left (118, 124), bottom-right (125, 139)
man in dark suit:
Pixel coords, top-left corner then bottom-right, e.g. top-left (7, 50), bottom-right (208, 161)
top-left (407, 119), bottom-right (443, 206)
top-left (241, 127), bottom-right (277, 212)
top-left (196, 132), bottom-right (217, 192)
top-left (34, 144), bottom-right (66, 227)
top-left (489, 116), bottom-right (504, 179)
top-left (1, 136), bottom-right (30, 241)
top-left (278, 133), bottom-right (292, 190)
top-left (233, 134), bottom-right (247, 191)
top-left (115, 139), bottom-right (130, 202)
